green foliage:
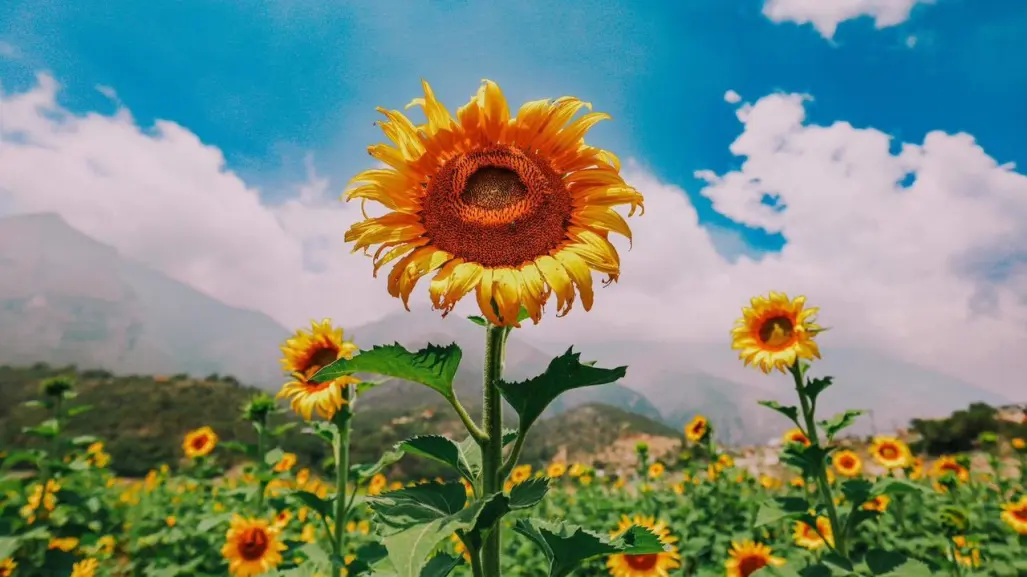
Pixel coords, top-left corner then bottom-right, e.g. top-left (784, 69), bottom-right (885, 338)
top-left (910, 402), bottom-right (1027, 455)
top-left (310, 343), bottom-right (463, 401)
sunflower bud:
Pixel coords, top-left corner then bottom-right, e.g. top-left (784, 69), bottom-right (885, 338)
top-left (938, 506), bottom-right (970, 537)
top-left (241, 393), bottom-right (278, 424)
top-left (40, 376), bottom-right (75, 400)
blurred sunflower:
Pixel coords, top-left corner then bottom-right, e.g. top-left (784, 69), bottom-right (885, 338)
top-left (272, 452), bottom-right (297, 473)
top-left (647, 462), bottom-right (665, 479)
top-left (1012, 437), bottom-right (1025, 451)
top-left (450, 533), bottom-right (472, 563)
top-left (547, 461), bottom-right (568, 478)
top-left (70, 559), bottom-right (99, 577)
top-left (862, 495), bottom-right (891, 513)
top-left (277, 320), bottom-right (361, 421)
top-left (368, 473), bottom-right (388, 496)
top-left (731, 292), bottom-right (822, 374)
top-left (832, 450), bottom-right (863, 478)
top-left (792, 517), bottom-right (834, 550)
top-left (725, 541), bottom-right (785, 577)
top-left (343, 80), bottom-right (644, 327)
top-left (932, 456), bottom-right (970, 483)
top-left (509, 464), bottom-right (533, 485)
top-left (1001, 496), bottom-right (1027, 534)
top-left (782, 428), bottom-right (810, 447)
top-left (950, 536), bottom-right (981, 568)
top-left (606, 515), bottom-right (680, 577)
top-left (869, 436), bottom-right (911, 469)
top-left (0, 558), bottom-right (16, 577)
top-left (182, 426), bottom-right (218, 459)
top-left (685, 415), bottom-right (708, 443)
top-left (221, 516), bottom-right (286, 577)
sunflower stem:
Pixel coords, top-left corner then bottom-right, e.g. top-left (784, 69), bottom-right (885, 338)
top-left (331, 386), bottom-right (354, 577)
top-left (789, 363), bottom-right (847, 559)
top-left (255, 416), bottom-right (267, 512)
top-left (480, 323), bottom-right (508, 577)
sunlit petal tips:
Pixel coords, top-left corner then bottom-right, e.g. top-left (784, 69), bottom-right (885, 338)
top-left (730, 292), bottom-right (824, 374)
top-left (343, 80), bottom-right (643, 327)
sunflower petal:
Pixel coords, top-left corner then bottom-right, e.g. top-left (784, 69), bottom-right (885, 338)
top-left (475, 268), bottom-right (501, 325)
top-left (534, 255), bottom-right (575, 317)
top-left (554, 250), bottom-right (594, 311)
top-left (429, 259), bottom-right (484, 316)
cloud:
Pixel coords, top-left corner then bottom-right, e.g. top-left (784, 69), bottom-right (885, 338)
top-left (762, 0), bottom-right (934, 39)
top-left (724, 90), bottom-right (742, 104)
top-left (1, 73), bottom-right (1026, 396)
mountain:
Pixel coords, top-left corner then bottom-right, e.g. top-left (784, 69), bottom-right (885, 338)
top-left (0, 213), bottom-right (289, 386)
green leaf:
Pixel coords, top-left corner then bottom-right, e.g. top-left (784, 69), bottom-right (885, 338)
top-left (265, 448), bottom-right (286, 467)
top-left (750, 566), bottom-right (803, 577)
top-left (754, 497), bottom-right (811, 527)
top-left (311, 343), bottom-right (463, 401)
top-left (865, 550), bottom-right (933, 576)
top-left (220, 440), bottom-right (256, 457)
top-left (780, 443), bottom-right (831, 477)
top-left (271, 422), bottom-right (298, 436)
top-left (757, 400), bottom-right (800, 424)
top-left (396, 435), bottom-right (479, 481)
top-left (512, 518), bottom-right (666, 577)
top-left (804, 376), bottom-right (834, 402)
top-left (870, 478), bottom-right (929, 497)
top-left (497, 348), bottom-right (626, 432)
top-left (419, 553), bottom-right (463, 577)
top-left (288, 490), bottom-right (334, 521)
top-left (22, 419), bottom-right (59, 438)
top-left (840, 479), bottom-right (873, 504)
top-left (509, 477), bottom-right (549, 509)
top-left (352, 449), bottom-right (406, 483)
top-left (196, 513), bottom-right (233, 533)
top-left (342, 542), bottom-right (389, 576)
top-left (366, 482), bottom-right (468, 534)
top-left (0, 537), bottom-right (19, 560)
top-left (818, 410), bottom-right (866, 441)
top-left (66, 405), bottom-right (93, 416)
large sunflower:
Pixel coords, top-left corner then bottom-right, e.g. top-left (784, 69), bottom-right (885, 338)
top-left (731, 292), bottom-right (822, 374)
top-left (182, 426), bottom-right (218, 459)
top-left (221, 515), bottom-right (286, 577)
top-left (606, 515), bottom-right (680, 577)
top-left (343, 80), bottom-right (643, 327)
top-left (277, 320), bottom-right (361, 421)
top-left (1001, 496), bottom-right (1027, 534)
top-left (869, 436), bottom-right (911, 469)
top-left (725, 541), bottom-right (785, 577)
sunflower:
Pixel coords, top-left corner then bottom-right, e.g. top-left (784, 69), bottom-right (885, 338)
top-left (731, 292), bottom-right (822, 374)
top-left (725, 541), bottom-right (785, 577)
top-left (221, 515), bottom-right (286, 577)
top-left (606, 515), bottom-right (681, 577)
top-left (450, 533), bottom-right (472, 563)
top-left (277, 320), bottom-right (361, 421)
top-left (932, 456), bottom-right (970, 483)
top-left (862, 495), bottom-right (891, 513)
top-left (547, 462), bottom-right (567, 478)
top-left (181, 426), bottom-right (218, 458)
top-left (0, 558), bottom-right (16, 577)
top-left (272, 452), bottom-right (297, 473)
top-left (648, 462), bottom-right (665, 479)
top-left (509, 464), bottom-right (533, 485)
top-left (782, 428), bottom-right (810, 447)
top-left (368, 473), bottom-right (388, 496)
top-left (685, 415), bottom-right (708, 443)
top-left (950, 536), bottom-right (981, 568)
top-left (869, 436), bottom-right (911, 469)
top-left (792, 516), bottom-right (834, 550)
top-left (70, 558), bottom-right (99, 577)
top-left (1012, 437), bottom-right (1025, 451)
top-left (1001, 496), bottom-right (1027, 534)
top-left (342, 80), bottom-right (643, 327)
top-left (832, 450), bottom-right (863, 478)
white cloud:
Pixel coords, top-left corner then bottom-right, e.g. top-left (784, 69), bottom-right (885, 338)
top-left (763, 0), bottom-right (934, 39)
top-left (1, 73), bottom-right (1026, 397)
top-left (724, 89), bottom-right (742, 104)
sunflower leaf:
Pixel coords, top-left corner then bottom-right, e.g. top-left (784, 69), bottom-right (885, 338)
top-left (350, 448), bottom-right (406, 483)
top-left (396, 435), bottom-right (479, 481)
top-left (818, 409), bottom-right (866, 442)
top-left (803, 376), bottom-right (834, 403)
top-left (870, 478), bottom-right (929, 496)
top-left (497, 348), bottom-right (626, 433)
top-left (512, 518), bottom-right (666, 577)
top-left (508, 477), bottom-right (549, 509)
top-left (287, 490), bottom-right (334, 521)
top-left (753, 496), bottom-right (811, 527)
top-left (865, 550), bottom-right (934, 576)
top-left (757, 400), bottom-right (800, 425)
top-left (310, 343), bottom-right (463, 401)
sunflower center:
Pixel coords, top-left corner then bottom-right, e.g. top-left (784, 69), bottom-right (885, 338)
top-left (1012, 507), bottom-right (1027, 521)
top-left (840, 456), bottom-right (854, 468)
top-left (624, 553), bottom-right (660, 570)
top-left (758, 316), bottom-right (795, 347)
top-left (421, 145), bottom-right (572, 267)
top-left (738, 555), bottom-right (768, 577)
top-left (238, 527), bottom-right (270, 560)
top-left (191, 435), bottom-right (209, 450)
top-left (879, 446), bottom-right (897, 459)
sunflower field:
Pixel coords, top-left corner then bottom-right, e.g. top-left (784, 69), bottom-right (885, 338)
top-left (3, 79), bottom-right (1027, 577)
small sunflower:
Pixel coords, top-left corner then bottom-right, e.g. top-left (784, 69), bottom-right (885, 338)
top-left (0, 558), bottom-right (16, 577)
top-left (793, 516), bottom-right (834, 550)
top-left (277, 320), bottom-right (361, 421)
top-left (862, 495), bottom-right (891, 513)
top-left (70, 558), bottom-right (99, 577)
top-left (1001, 496), bottom-right (1027, 534)
top-left (1012, 437), bottom-right (1025, 451)
top-left (606, 515), bottom-right (680, 577)
top-left (832, 450), bottom-right (863, 478)
top-left (182, 426), bottom-right (218, 458)
top-left (648, 462), bottom-right (665, 479)
top-left (450, 533), bottom-right (472, 563)
top-left (221, 515), bottom-right (287, 577)
top-left (272, 452), bottom-right (297, 473)
top-left (344, 80), bottom-right (644, 327)
top-left (869, 436), bottom-right (911, 469)
top-left (685, 415), bottom-right (708, 443)
top-left (368, 473), bottom-right (388, 496)
top-left (950, 536), bottom-right (981, 568)
top-left (782, 428), bottom-right (810, 447)
top-left (509, 464), bottom-right (533, 485)
top-left (547, 462), bottom-right (568, 478)
top-left (932, 456), bottom-right (970, 483)
top-left (725, 541), bottom-right (785, 577)
top-left (731, 292), bottom-right (822, 374)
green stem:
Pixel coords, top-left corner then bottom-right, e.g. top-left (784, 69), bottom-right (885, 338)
top-left (480, 323), bottom-right (507, 577)
top-left (790, 364), bottom-right (846, 558)
top-left (256, 418), bottom-right (267, 511)
top-left (331, 385), bottom-right (354, 577)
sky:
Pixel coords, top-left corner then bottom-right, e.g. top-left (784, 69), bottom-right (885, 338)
top-left (1, 0), bottom-right (1025, 397)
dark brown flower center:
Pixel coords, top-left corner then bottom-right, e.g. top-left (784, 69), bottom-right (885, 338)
top-left (421, 145), bottom-right (572, 267)
top-left (624, 553), bottom-right (659, 570)
top-left (839, 456), bottom-right (855, 468)
top-left (758, 316), bottom-right (795, 347)
top-left (738, 554), bottom-right (768, 577)
top-left (1012, 507), bottom-right (1027, 521)
top-left (879, 445), bottom-right (898, 459)
top-left (191, 435), bottom-right (209, 450)
top-left (238, 527), bottom-right (270, 560)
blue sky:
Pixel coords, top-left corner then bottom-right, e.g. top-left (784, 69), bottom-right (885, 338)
top-left (2, 0), bottom-right (1025, 254)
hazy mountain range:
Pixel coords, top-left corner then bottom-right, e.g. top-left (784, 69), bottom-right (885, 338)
top-left (0, 213), bottom-right (1010, 444)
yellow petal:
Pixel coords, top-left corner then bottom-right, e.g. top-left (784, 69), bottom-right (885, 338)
top-left (478, 80), bottom-right (510, 142)
top-left (418, 80), bottom-right (455, 135)
top-left (429, 259), bottom-right (484, 315)
top-left (517, 263), bottom-right (548, 324)
top-left (534, 255), bottom-right (575, 316)
top-left (572, 206), bottom-right (634, 245)
top-left (375, 108), bottom-right (426, 160)
top-left (396, 248), bottom-right (453, 309)
top-left (554, 250), bottom-right (594, 311)
top-left (491, 267), bottom-right (521, 326)
top-left (475, 268), bottom-right (501, 325)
